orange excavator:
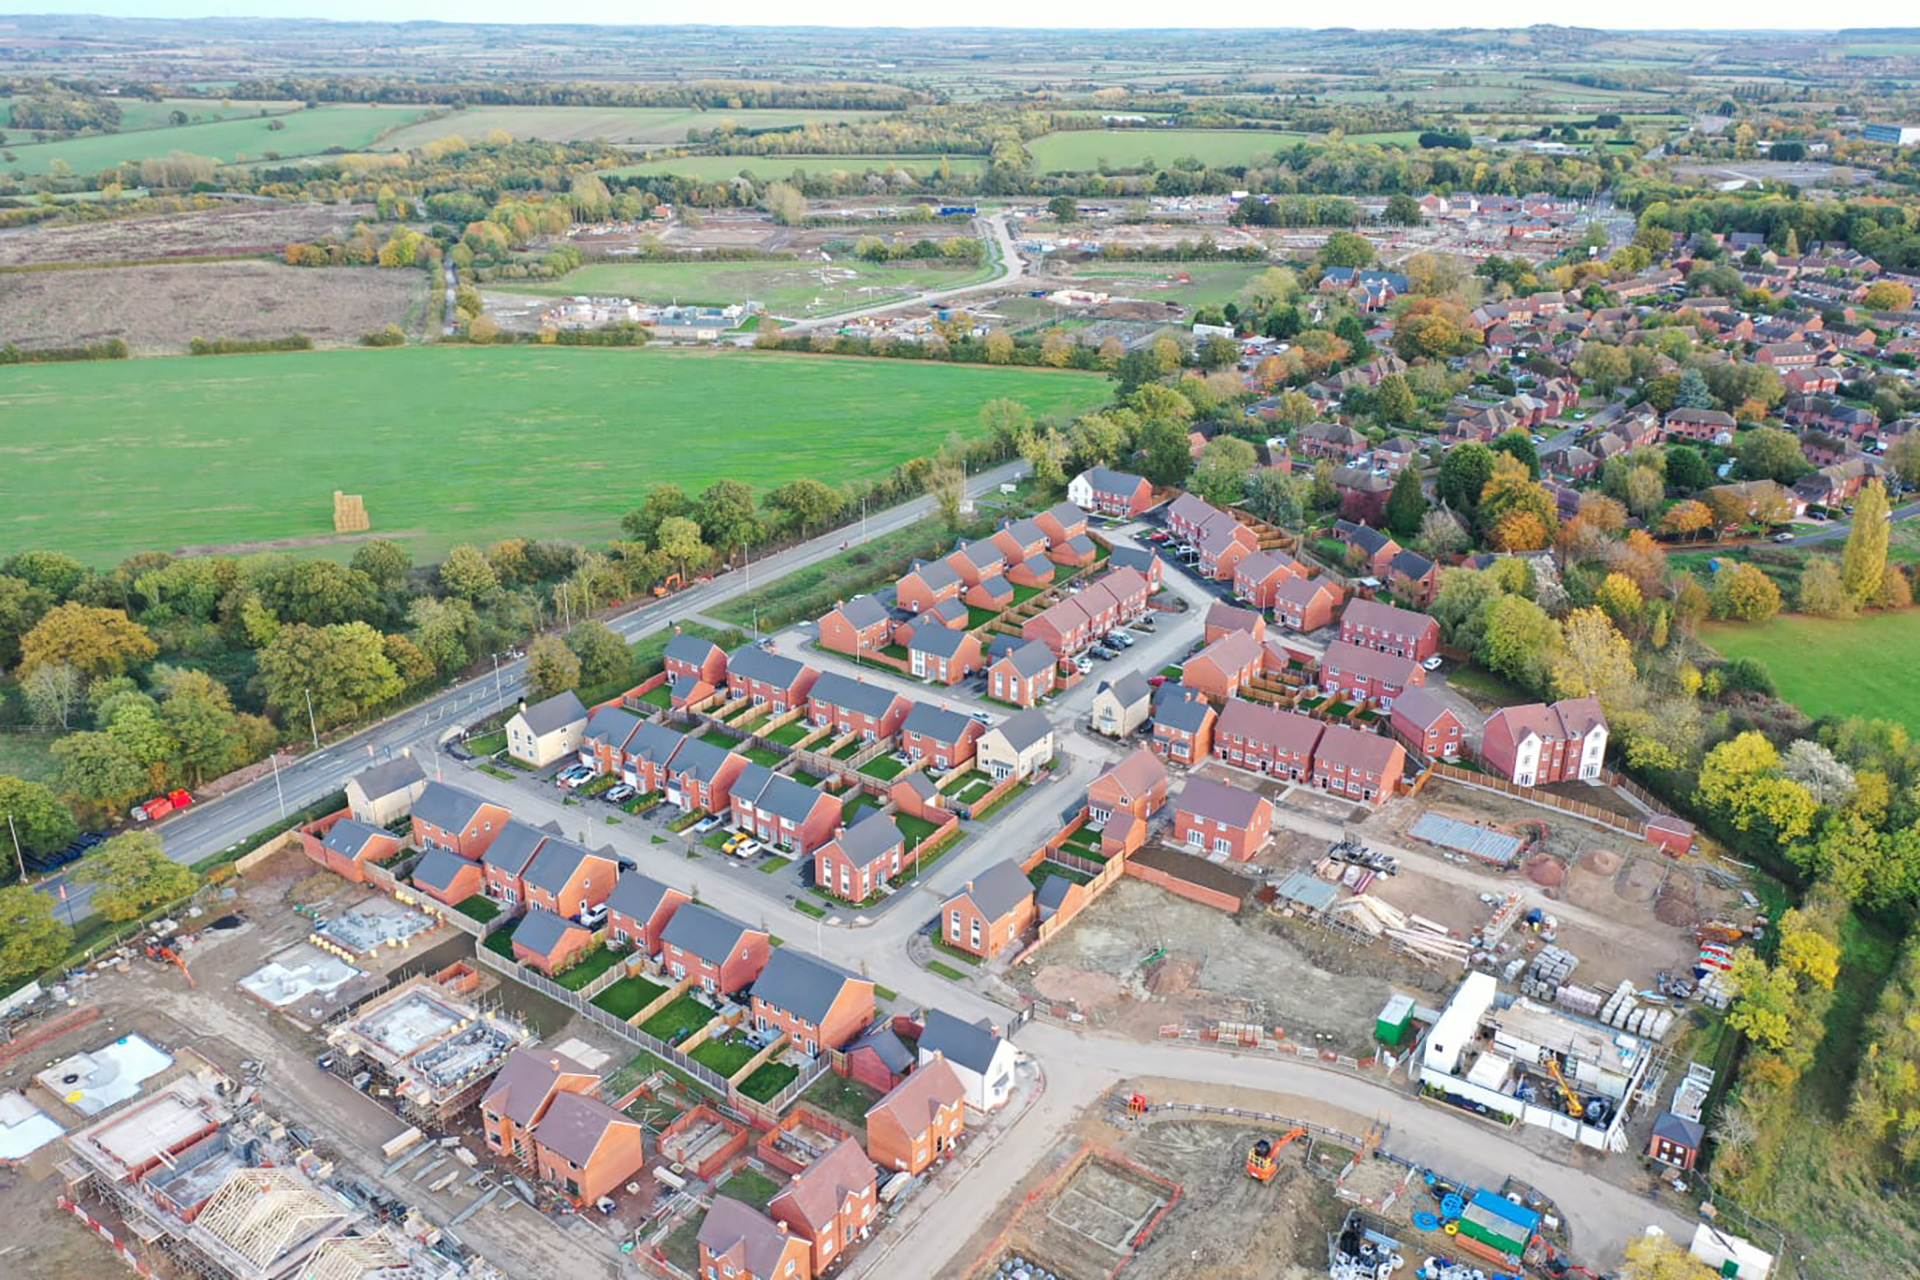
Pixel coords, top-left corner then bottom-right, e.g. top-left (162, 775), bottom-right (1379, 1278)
top-left (145, 942), bottom-right (194, 988)
top-left (1246, 1128), bottom-right (1307, 1181)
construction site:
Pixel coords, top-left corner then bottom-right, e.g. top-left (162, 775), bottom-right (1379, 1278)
top-left (323, 967), bottom-right (536, 1126)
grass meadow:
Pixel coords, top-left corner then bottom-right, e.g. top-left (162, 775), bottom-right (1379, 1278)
top-left (0, 104), bottom-right (437, 175)
top-left (490, 259), bottom-right (993, 317)
top-left (1704, 609), bottom-right (1920, 733)
top-left (0, 346), bottom-right (1109, 564)
top-left (1027, 129), bottom-right (1311, 172)
top-left (601, 154), bottom-right (985, 181)
top-left (374, 105), bottom-right (888, 151)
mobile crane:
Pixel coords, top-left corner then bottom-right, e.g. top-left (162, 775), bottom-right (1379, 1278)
top-left (1543, 1056), bottom-right (1583, 1119)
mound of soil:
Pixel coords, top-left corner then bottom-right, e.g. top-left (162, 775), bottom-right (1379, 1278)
top-left (1144, 953), bottom-right (1200, 997)
top-left (1033, 965), bottom-right (1125, 1010)
top-left (1615, 862), bottom-right (1661, 903)
top-left (1525, 855), bottom-right (1566, 888)
top-left (1580, 848), bottom-right (1623, 875)
top-left (1655, 896), bottom-right (1698, 927)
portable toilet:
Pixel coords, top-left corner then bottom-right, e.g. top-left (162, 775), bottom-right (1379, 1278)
top-left (1375, 994), bottom-right (1416, 1046)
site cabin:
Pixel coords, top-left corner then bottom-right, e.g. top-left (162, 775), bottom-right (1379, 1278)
top-left (732, 769), bottom-right (843, 856)
top-left (1087, 745), bottom-right (1170, 823)
top-left (1091, 672), bottom-right (1152, 738)
top-left (975, 708), bottom-right (1054, 781)
top-left (507, 691), bottom-right (589, 768)
top-left (940, 859), bottom-right (1037, 960)
top-left (750, 948), bottom-right (875, 1056)
top-left (313, 818), bottom-right (403, 883)
top-left (1310, 724), bottom-right (1408, 805)
top-left (865, 1055), bottom-right (966, 1176)
top-left (1151, 687), bottom-right (1217, 765)
top-left (1338, 598), bottom-right (1440, 662)
top-left (726, 646), bottom-right (820, 715)
top-left (815, 815), bottom-right (909, 904)
top-left (818, 595), bottom-right (893, 660)
top-left (481, 820), bottom-right (562, 906)
top-left (520, 836), bottom-right (619, 920)
top-left (1232, 550), bottom-right (1304, 609)
top-left (898, 704), bottom-right (982, 771)
top-left (1481, 698), bottom-right (1607, 786)
top-left (481, 1047), bottom-right (598, 1164)
top-left (604, 872), bottom-right (690, 956)
top-left (530, 1090), bottom-right (646, 1206)
top-left (1331, 519), bottom-right (1401, 579)
top-left (1204, 601), bottom-right (1266, 645)
top-left (1066, 466), bottom-right (1153, 516)
top-left (1181, 629), bottom-right (1264, 704)
top-left (906, 623), bottom-right (982, 686)
top-left (1212, 698), bottom-right (1318, 778)
top-left (1273, 575), bottom-right (1341, 633)
top-left (1649, 1112), bottom-right (1704, 1171)
top-left (345, 754), bottom-right (428, 826)
top-left (1173, 777), bottom-right (1274, 861)
top-left (808, 672), bottom-right (912, 743)
top-left (987, 639), bottom-right (1058, 707)
top-left (512, 907), bottom-right (596, 975)
top-left (699, 1195), bottom-right (815, 1280)
top-left (410, 782), bottom-right (512, 860)
top-left (659, 903), bottom-right (770, 995)
top-left (918, 1009), bottom-right (1019, 1111)
top-left (1389, 687), bottom-right (1465, 762)
top-left (769, 1137), bottom-right (880, 1274)
top-left (1318, 639), bottom-right (1426, 710)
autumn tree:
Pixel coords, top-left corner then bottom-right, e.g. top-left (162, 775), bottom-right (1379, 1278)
top-left (1619, 1231), bottom-right (1717, 1280)
top-left (0, 774), bottom-right (76, 861)
top-left (1797, 558), bottom-right (1850, 617)
top-left (74, 830), bottom-right (198, 922)
top-left (525, 633), bottom-right (581, 701)
top-left (925, 462), bottom-right (967, 528)
top-left (1478, 455), bottom-right (1558, 550)
top-left (1660, 500), bottom-right (1712, 542)
top-left (765, 478), bottom-right (843, 535)
top-left (1710, 562), bottom-right (1783, 622)
top-left (1841, 480), bottom-right (1891, 608)
top-left (566, 622), bottom-right (630, 688)
top-left (1437, 442), bottom-right (1496, 521)
top-left (1698, 731), bottom-right (1818, 842)
top-left (1480, 594), bottom-right (1561, 692)
top-left (438, 544), bottom-right (500, 602)
top-left (1190, 437), bottom-right (1257, 507)
top-left (654, 516), bottom-right (710, 578)
top-left (0, 885), bottom-right (70, 985)
top-left (257, 622), bottom-right (404, 729)
top-left (17, 603), bottom-right (156, 681)
top-left (1373, 374), bottom-right (1417, 426)
top-left (1550, 607), bottom-right (1637, 707)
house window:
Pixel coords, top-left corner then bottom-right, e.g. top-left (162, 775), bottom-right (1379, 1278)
top-left (1214, 836), bottom-right (1232, 855)
top-left (1186, 828), bottom-right (1203, 849)
top-left (969, 919), bottom-right (981, 949)
top-left (949, 910), bottom-right (961, 938)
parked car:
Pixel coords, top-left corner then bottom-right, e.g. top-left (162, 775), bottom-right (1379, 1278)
top-left (693, 814), bottom-right (725, 834)
top-left (1089, 645), bottom-right (1118, 660)
top-left (557, 767), bottom-right (594, 790)
top-left (1107, 630), bottom-right (1135, 648)
top-left (731, 839), bottom-right (763, 860)
top-left (1133, 616), bottom-right (1157, 632)
top-left (605, 784), bottom-right (637, 804)
top-left (970, 710), bottom-right (994, 727)
top-left (722, 833), bottom-right (752, 855)
top-left (579, 903), bottom-right (608, 928)
top-left (1422, 655), bottom-right (1444, 672)
top-left (1148, 674), bottom-right (1170, 687)
top-left (1772, 531), bottom-right (1795, 543)
top-left (1074, 656), bottom-right (1093, 675)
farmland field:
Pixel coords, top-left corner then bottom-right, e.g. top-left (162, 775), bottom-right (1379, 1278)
top-left (487, 259), bottom-right (993, 319)
top-left (1026, 129), bottom-right (1307, 172)
top-left (0, 96), bottom-right (304, 133)
top-left (0, 262), bottom-right (429, 353)
top-left (1063, 263), bottom-right (1264, 308)
top-left (0, 104), bottom-right (436, 175)
top-left (374, 106), bottom-right (887, 151)
top-left (0, 346), bottom-right (1109, 564)
top-left (0, 203), bottom-right (380, 267)
top-left (602, 154), bottom-right (985, 181)
top-left (1704, 610), bottom-right (1920, 733)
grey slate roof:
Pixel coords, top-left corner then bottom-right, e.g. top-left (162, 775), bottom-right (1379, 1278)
top-left (521, 835), bottom-right (609, 897)
top-left (833, 595), bottom-right (891, 629)
top-left (1040, 500), bottom-right (1086, 531)
top-left (481, 820), bottom-right (553, 876)
top-left (1082, 466), bottom-right (1145, 497)
top-left (513, 906), bottom-right (588, 957)
top-left (956, 858), bottom-right (1033, 921)
top-left (623, 722), bottom-right (687, 767)
top-left (606, 872), bottom-right (682, 928)
top-left (1652, 1111), bottom-right (1704, 1150)
top-left (668, 736), bottom-right (736, 783)
top-left (1035, 874), bottom-right (1077, 918)
top-left (1105, 546), bottom-right (1158, 578)
top-left (849, 1023), bottom-right (913, 1074)
top-left (751, 947), bottom-right (865, 1025)
top-left (953, 539), bottom-right (1004, 570)
top-left (532, 1090), bottom-right (634, 1167)
top-left (660, 902), bottom-right (756, 962)
top-left (350, 755), bottom-right (425, 802)
top-left (916, 598), bottom-right (968, 627)
top-left (810, 671), bottom-right (902, 720)
top-left (1388, 548), bottom-right (1435, 580)
top-left (903, 702), bottom-right (972, 744)
top-left (1000, 517), bottom-right (1048, 547)
top-left (727, 644), bottom-right (807, 689)
top-left (669, 673), bottom-right (704, 703)
top-left (409, 848), bottom-right (471, 895)
top-left (729, 761), bottom-right (778, 807)
top-left (482, 1046), bottom-right (591, 1126)
top-left (974, 573), bottom-right (1015, 600)
top-left (1155, 690), bottom-right (1215, 734)
top-left (411, 782), bottom-right (492, 833)
top-left (753, 774), bottom-right (830, 824)
top-left (1334, 519), bottom-right (1394, 557)
top-left (1176, 776), bottom-right (1264, 827)
top-left (905, 558), bottom-right (962, 592)
top-left (1100, 671), bottom-right (1151, 708)
top-left (919, 1008), bottom-right (1008, 1075)
top-left (991, 708), bottom-right (1053, 754)
top-left (999, 638), bottom-right (1056, 678)
top-left (322, 818), bottom-right (389, 858)
top-left (835, 814), bottom-right (904, 863)
top-left (699, 1197), bottom-right (793, 1279)
top-left (664, 632), bottom-right (723, 668)
top-left (909, 624), bottom-right (970, 659)
top-left (519, 690), bottom-right (587, 737)
top-left (583, 706), bottom-right (645, 750)
top-left (1061, 533), bottom-right (1099, 559)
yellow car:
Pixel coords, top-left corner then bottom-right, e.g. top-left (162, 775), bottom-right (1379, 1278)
top-left (722, 833), bottom-right (749, 855)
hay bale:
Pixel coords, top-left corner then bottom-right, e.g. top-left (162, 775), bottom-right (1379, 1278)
top-left (333, 490), bottom-right (369, 533)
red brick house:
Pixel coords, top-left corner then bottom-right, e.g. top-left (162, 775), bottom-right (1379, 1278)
top-left (1386, 549), bottom-right (1439, 607)
top-left (1389, 686), bottom-right (1465, 761)
top-left (605, 873), bottom-right (690, 956)
top-left (1332, 520), bottom-right (1401, 579)
top-left (1233, 549), bottom-right (1303, 608)
top-left (529, 1091), bottom-right (645, 1207)
top-left (1181, 629), bottom-right (1265, 704)
top-left (1164, 492), bottom-right (1225, 543)
top-left (991, 517), bottom-right (1051, 567)
top-left (512, 908), bottom-right (597, 976)
top-left (1296, 421), bottom-right (1366, 460)
top-left (410, 847), bottom-right (484, 906)
top-left (1662, 407), bottom-right (1736, 444)
top-left (987, 639), bottom-right (1058, 707)
top-left (1338, 598), bottom-right (1439, 661)
top-left (818, 595), bottom-right (893, 660)
top-left (906, 623), bottom-right (982, 685)
top-left (865, 1056), bottom-right (966, 1175)
top-left (940, 859), bottom-right (1036, 960)
top-left (1173, 777), bottom-right (1274, 861)
top-left (519, 836), bottom-right (619, 920)
top-left (1087, 746), bottom-right (1170, 823)
top-left (1310, 725), bottom-right (1407, 805)
top-left (727, 647), bottom-right (820, 715)
top-left (1755, 341), bottom-right (1816, 367)
top-left (313, 818), bottom-right (403, 883)
top-left (945, 538), bottom-right (1007, 588)
top-left (659, 904), bottom-right (770, 995)
top-left (410, 783), bottom-right (512, 860)
top-left (479, 820), bottom-right (555, 906)
top-left (815, 815), bottom-right (908, 903)
top-left (1033, 499), bottom-right (1090, 546)
top-left (769, 1138), bottom-right (879, 1274)
top-left (1335, 467), bottom-right (1394, 525)
top-left (731, 769), bottom-right (845, 856)
top-left (1195, 516), bottom-right (1260, 581)
top-left (750, 948), bottom-right (875, 1056)
top-left (1213, 699), bottom-right (1322, 780)
top-left (1204, 601), bottom-right (1266, 645)
top-left (1067, 467), bottom-right (1154, 516)
top-left (663, 630), bottom-right (728, 690)
top-left (808, 673), bottom-right (911, 743)
top-left (895, 560), bottom-right (965, 615)
top-left (481, 1047), bottom-right (597, 1165)
top-left (699, 1198), bottom-right (815, 1280)
top-left (1318, 639), bottom-right (1426, 709)
top-left (1481, 698), bottom-right (1608, 785)
top-left (664, 737), bottom-right (748, 815)
top-left (1151, 686), bottom-right (1217, 765)
top-left (1023, 594), bottom-right (1096, 657)
top-left (899, 703), bottom-right (983, 771)
top-left (1273, 575), bottom-right (1341, 632)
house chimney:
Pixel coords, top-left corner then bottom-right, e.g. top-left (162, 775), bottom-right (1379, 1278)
top-left (776, 1221), bottom-right (789, 1234)
top-left (550, 1058), bottom-right (561, 1070)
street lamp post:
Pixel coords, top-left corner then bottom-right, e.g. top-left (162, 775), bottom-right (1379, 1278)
top-left (492, 652), bottom-right (504, 702)
top-left (303, 688), bottom-right (320, 750)
top-left (5, 813), bottom-right (24, 881)
top-left (269, 752), bottom-right (287, 819)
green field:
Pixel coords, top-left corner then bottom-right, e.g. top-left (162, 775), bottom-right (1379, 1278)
top-left (0, 346), bottom-right (1108, 564)
top-left (0, 104), bottom-right (436, 176)
top-left (1026, 129), bottom-right (1307, 172)
top-left (1064, 263), bottom-right (1264, 308)
top-left (492, 259), bottom-right (992, 319)
top-left (0, 96), bottom-right (305, 134)
top-left (602, 153), bottom-right (985, 182)
top-left (375, 106), bottom-right (887, 151)
top-left (1705, 611), bottom-right (1920, 733)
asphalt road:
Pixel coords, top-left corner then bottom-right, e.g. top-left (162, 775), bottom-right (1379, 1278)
top-left (1783, 498), bottom-right (1920, 545)
top-left (777, 211), bottom-right (1025, 334)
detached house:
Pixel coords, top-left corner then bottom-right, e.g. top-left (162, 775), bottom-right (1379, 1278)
top-left (408, 846), bottom-right (482, 907)
top-left (481, 1047), bottom-right (597, 1166)
top-left (410, 783), bottom-right (511, 860)
top-left (1481, 698), bottom-right (1607, 786)
top-left (1090, 672), bottom-right (1152, 738)
top-left (808, 673), bottom-right (911, 743)
top-left (1233, 550), bottom-right (1303, 609)
top-left (699, 1197), bottom-right (814, 1280)
top-left (1087, 746), bottom-right (1170, 824)
top-left (975, 708), bottom-right (1055, 781)
top-left (940, 859), bottom-right (1037, 960)
top-left (1662, 407), bottom-right (1736, 445)
top-left (1338, 598), bottom-right (1440, 661)
top-left (529, 1091), bottom-right (645, 1207)
top-left (768, 1138), bottom-right (879, 1274)
top-left (519, 835), bottom-right (619, 921)
top-left (895, 559), bottom-right (964, 615)
top-left (507, 691), bottom-right (589, 768)
top-left (815, 815), bottom-right (908, 903)
top-left (1067, 466), bottom-right (1153, 516)
top-left (1390, 686), bottom-right (1465, 762)
top-left (659, 904), bottom-right (770, 995)
top-left (750, 949), bottom-right (875, 1056)
top-left (988, 638), bottom-right (1057, 707)
top-left (1332, 520), bottom-right (1401, 578)
top-left (1273, 575), bottom-right (1341, 633)
top-left (663, 632), bottom-right (729, 707)
top-left (918, 1009), bottom-right (1020, 1111)
top-left (906, 622), bottom-right (982, 686)
top-left (1385, 549), bottom-right (1439, 607)
top-left (512, 908), bottom-right (597, 976)
top-left (945, 539), bottom-right (1008, 590)
top-left (312, 819), bottom-right (403, 884)
top-left (604, 872), bottom-right (690, 956)
top-left (1173, 777), bottom-right (1273, 861)
top-left (1152, 686), bottom-right (1217, 764)
top-left (1204, 601), bottom-right (1265, 645)
top-left (818, 595), bottom-right (893, 660)
top-left (899, 704), bottom-right (983, 772)
top-left (727, 646), bottom-right (819, 715)
top-left (866, 1056), bottom-right (966, 1176)
top-left (346, 755), bottom-right (427, 826)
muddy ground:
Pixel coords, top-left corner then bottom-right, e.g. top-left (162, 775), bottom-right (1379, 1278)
top-left (0, 202), bottom-right (380, 266)
top-left (0, 261), bottom-right (428, 352)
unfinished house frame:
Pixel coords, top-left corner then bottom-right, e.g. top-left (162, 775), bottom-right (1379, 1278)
top-left (325, 968), bottom-right (533, 1125)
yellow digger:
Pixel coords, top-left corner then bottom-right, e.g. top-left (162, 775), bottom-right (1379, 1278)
top-left (1544, 1056), bottom-right (1584, 1119)
top-left (1246, 1127), bottom-right (1307, 1181)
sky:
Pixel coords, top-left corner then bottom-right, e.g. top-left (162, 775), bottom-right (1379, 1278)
top-left (9, 3), bottom-right (1900, 30)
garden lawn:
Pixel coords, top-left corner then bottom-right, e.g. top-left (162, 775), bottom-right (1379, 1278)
top-left (802, 1072), bottom-right (880, 1134)
top-left (593, 974), bottom-right (668, 1020)
top-left (493, 259), bottom-right (995, 320)
top-left (1704, 611), bottom-right (1920, 735)
top-left (453, 894), bottom-right (501, 923)
top-left (641, 994), bottom-right (717, 1044)
top-left (841, 791), bottom-right (880, 820)
top-left (2, 347), bottom-right (1110, 565)
top-left (715, 1166), bottom-right (784, 1213)
top-left (690, 1036), bottom-right (760, 1077)
top-left (0, 103), bottom-right (438, 175)
top-left (1026, 128), bottom-right (1307, 173)
top-left (738, 1059), bottom-right (800, 1103)
top-left (768, 720), bottom-right (814, 746)
top-left (554, 945), bottom-right (624, 991)
top-left (859, 754), bottom-right (906, 781)
top-left (896, 812), bottom-right (943, 850)
top-left (483, 923), bottom-right (517, 958)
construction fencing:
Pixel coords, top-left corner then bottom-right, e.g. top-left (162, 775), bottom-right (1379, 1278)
top-left (1424, 762), bottom-right (1653, 842)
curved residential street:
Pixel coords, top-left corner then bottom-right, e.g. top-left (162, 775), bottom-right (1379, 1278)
top-left (776, 210), bottom-right (1026, 334)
